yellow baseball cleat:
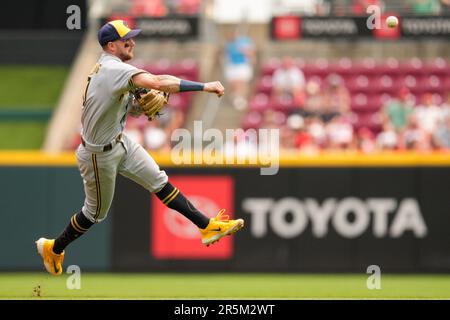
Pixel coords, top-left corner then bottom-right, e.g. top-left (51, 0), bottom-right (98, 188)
top-left (199, 209), bottom-right (244, 246)
top-left (35, 238), bottom-right (65, 276)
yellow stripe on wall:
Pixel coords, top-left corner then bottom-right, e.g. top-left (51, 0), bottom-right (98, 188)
top-left (1, 151), bottom-right (450, 167)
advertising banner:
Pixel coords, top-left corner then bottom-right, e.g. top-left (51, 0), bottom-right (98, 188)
top-left (101, 16), bottom-right (199, 40)
top-left (271, 16), bottom-right (450, 40)
top-left (151, 175), bottom-right (234, 259)
top-left (111, 167), bottom-right (450, 273)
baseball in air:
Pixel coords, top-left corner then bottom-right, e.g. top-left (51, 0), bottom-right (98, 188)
top-left (386, 16), bottom-right (398, 28)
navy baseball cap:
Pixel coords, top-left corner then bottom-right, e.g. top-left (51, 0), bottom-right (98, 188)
top-left (98, 20), bottom-right (141, 46)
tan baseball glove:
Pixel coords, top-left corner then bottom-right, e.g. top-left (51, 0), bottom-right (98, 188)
top-left (132, 88), bottom-right (170, 121)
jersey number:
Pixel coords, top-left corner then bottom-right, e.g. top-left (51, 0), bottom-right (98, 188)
top-left (82, 63), bottom-right (101, 106)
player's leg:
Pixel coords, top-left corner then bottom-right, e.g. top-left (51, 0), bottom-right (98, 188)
top-left (36, 144), bottom-right (124, 275)
top-left (118, 134), bottom-right (244, 245)
top-left (118, 134), bottom-right (208, 228)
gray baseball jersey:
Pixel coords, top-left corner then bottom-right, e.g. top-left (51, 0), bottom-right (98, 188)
top-left (81, 52), bottom-right (145, 145)
top-left (77, 52), bottom-right (168, 223)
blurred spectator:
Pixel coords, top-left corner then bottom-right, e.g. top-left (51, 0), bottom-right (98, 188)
top-left (245, 57), bottom-right (450, 152)
top-left (272, 0), bottom-right (330, 16)
top-left (307, 116), bottom-right (327, 148)
top-left (271, 56), bottom-right (306, 107)
top-left (414, 93), bottom-right (442, 133)
top-left (381, 87), bottom-right (414, 132)
top-left (131, 0), bottom-right (168, 17)
top-left (356, 127), bottom-right (376, 154)
top-left (321, 74), bottom-right (351, 122)
top-left (410, 0), bottom-right (441, 14)
top-left (223, 30), bottom-right (256, 110)
top-left (351, 0), bottom-right (385, 15)
top-left (432, 116), bottom-right (450, 149)
top-left (261, 110), bottom-right (286, 129)
top-left (280, 125), bottom-right (296, 149)
top-left (144, 119), bottom-right (171, 151)
top-left (287, 114), bottom-right (312, 149)
top-left (303, 79), bottom-right (323, 118)
top-left (441, 0), bottom-right (450, 14)
top-left (326, 115), bottom-right (354, 150)
top-left (223, 130), bottom-right (258, 158)
top-left (376, 123), bottom-right (399, 150)
top-left (170, 0), bottom-right (201, 15)
top-left (68, 125), bottom-right (82, 150)
top-left (332, 0), bottom-right (349, 16)
top-left (400, 115), bottom-right (431, 151)
top-left (124, 117), bottom-right (145, 145)
top-left (166, 109), bottom-right (186, 133)
top-left (440, 92), bottom-right (450, 119)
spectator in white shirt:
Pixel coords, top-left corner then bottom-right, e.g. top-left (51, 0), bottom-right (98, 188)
top-left (272, 56), bottom-right (306, 106)
top-left (414, 93), bottom-right (442, 134)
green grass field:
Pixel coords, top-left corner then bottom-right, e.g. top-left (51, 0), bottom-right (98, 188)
top-left (1, 273), bottom-right (450, 300)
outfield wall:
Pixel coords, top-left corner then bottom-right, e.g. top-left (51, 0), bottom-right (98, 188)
top-left (1, 152), bottom-right (449, 273)
top-left (0, 166), bottom-right (110, 271)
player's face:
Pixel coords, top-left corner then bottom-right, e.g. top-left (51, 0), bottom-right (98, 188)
top-left (115, 38), bottom-right (135, 61)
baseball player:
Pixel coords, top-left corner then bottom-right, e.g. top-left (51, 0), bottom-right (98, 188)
top-left (36, 20), bottom-right (244, 276)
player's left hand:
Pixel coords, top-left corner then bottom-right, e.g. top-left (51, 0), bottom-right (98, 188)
top-left (204, 81), bottom-right (225, 97)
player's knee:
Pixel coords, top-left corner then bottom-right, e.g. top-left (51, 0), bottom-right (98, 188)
top-left (149, 170), bottom-right (168, 193)
top-left (82, 205), bottom-right (109, 223)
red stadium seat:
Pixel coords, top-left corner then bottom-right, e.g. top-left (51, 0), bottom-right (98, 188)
top-left (295, 58), bottom-right (306, 70)
top-left (400, 58), bottom-right (425, 76)
top-left (168, 93), bottom-right (190, 111)
top-left (173, 59), bottom-right (199, 79)
top-left (398, 75), bottom-right (421, 91)
top-left (378, 58), bottom-right (400, 76)
top-left (144, 59), bottom-right (172, 74)
top-left (256, 75), bottom-right (273, 94)
top-left (272, 94), bottom-right (297, 112)
top-left (353, 58), bottom-right (379, 76)
top-left (242, 111), bottom-right (263, 130)
top-left (346, 75), bottom-right (371, 93)
top-left (131, 0), bottom-right (167, 17)
top-left (419, 75), bottom-right (445, 92)
top-left (351, 93), bottom-right (369, 112)
top-left (249, 93), bottom-right (270, 112)
top-left (423, 58), bottom-right (450, 76)
top-left (328, 58), bottom-right (354, 77)
top-left (371, 75), bottom-right (399, 95)
top-left (444, 78), bottom-right (450, 91)
top-left (268, 111), bottom-right (288, 126)
top-left (303, 58), bottom-right (330, 78)
top-left (262, 58), bottom-right (281, 76)
top-left (305, 75), bottom-right (324, 86)
top-left (431, 93), bottom-right (444, 105)
top-left (376, 93), bottom-right (393, 108)
top-left (353, 111), bottom-right (383, 133)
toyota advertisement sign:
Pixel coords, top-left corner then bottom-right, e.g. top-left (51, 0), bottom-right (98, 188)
top-left (111, 167), bottom-right (450, 273)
